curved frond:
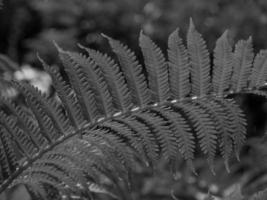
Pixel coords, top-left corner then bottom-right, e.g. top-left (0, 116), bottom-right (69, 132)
top-left (2, 21), bottom-right (267, 200)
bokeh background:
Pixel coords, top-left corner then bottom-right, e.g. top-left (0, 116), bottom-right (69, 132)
top-left (2, 0), bottom-right (267, 66)
top-left (1, 0), bottom-right (267, 200)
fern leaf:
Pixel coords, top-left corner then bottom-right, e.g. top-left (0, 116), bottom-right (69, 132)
top-left (0, 23), bottom-right (263, 199)
top-left (0, 127), bottom-right (18, 181)
top-left (102, 35), bottom-right (151, 106)
top-left (132, 113), bottom-right (162, 162)
top-left (187, 19), bottom-right (211, 96)
top-left (96, 122), bottom-right (137, 167)
top-left (194, 97), bottom-right (234, 172)
top-left (83, 133), bottom-right (131, 185)
top-left (23, 83), bottom-right (71, 135)
top-left (111, 118), bottom-right (150, 165)
top-left (168, 28), bottom-right (190, 99)
top-left (232, 37), bottom-right (254, 91)
top-left (139, 31), bottom-right (170, 102)
top-left (11, 83), bottom-right (57, 144)
top-left (14, 173), bottom-right (65, 198)
top-left (99, 120), bottom-right (147, 163)
top-left (91, 128), bottom-right (135, 171)
top-left (34, 157), bottom-right (90, 192)
top-left (213, 30), bottom-right (234, 95)
top-left (0, 110), bottom-right (36, 158)
top-left (0, 97), bottom-right (46, 149)
top-left (55, 48), bottom-right (103, 121)
top-left (250, 50), bottom-right (267, 88)
top-left (30, 165), bottom-right (78, 190)
top-left (12, 81), bottom-right (72, 139)
top-left (39, 56), bottom-right (98, 125)
top-left (114, 116), bottom-right (159, 166)
top-left (0, 137), bottom-right (9, 181)
top-left (243, 88), bottom-right (267, 100)
top-left (54, 141), bottom-right (126, 198)
top-left (78, 46), bottom-right (132, 111)
top-left (213, 98), bottom-right (247, 160)
top-left (58, 141), bottom-right (114, 185)
top-left (63, 51), bottom-right (115, 117)
top-left (149, 106), bottom-right (196, 172)
top-left (133, 111), bottom-right (177, 162)
top-left (174, 101), bottom-right (217, 173)
top-left (208, 98), bottom-right (234, 172)
top-left (48, 149), bottom-right (100, 183)
top-left (40, 61), bottom-right (85, 129)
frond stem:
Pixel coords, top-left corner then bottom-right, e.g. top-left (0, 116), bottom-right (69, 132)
top-left (0, 88), bottom-right (260, 193)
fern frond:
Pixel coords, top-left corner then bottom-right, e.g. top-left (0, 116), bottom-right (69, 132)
top-left (232, 37), bottom-right (254, 91)
top-left (2, 20), bottom-right (267, 200)
top-left (207, 98), bottom-right (234, 172)
top-left (168, 28), bottom-right (191, 99)
top-left (102, 35), bottom-right (151, 106)
top-left (78, 45), bottom-right (133, 111)
top-left (174, 100), bottom-right (218, 173)
top-left (136, 111), bottom-right (178, 162)
top-left (0, 126), bottom-right (18, 181)
top-left (187, 19), bottom-right (211, 96)
top-left (153, 106), bottom-right (195, 172)
top-left (39, 60), bottom-right (85, 129)
top-left (12, 81), bottom-right (70, 141)
top-left (0, 110), bottom-right (36, 158)
top-left (213, 30), bottom-right (233, 96)
top-left (55, 48), bottom-right (105, 121)
top-left (0, 97), bottom-right (45, 149)
top-left (250, 50), bottom-right (267, 88)
top-left (114, 116), bottom-right (159, 166)
top-left (97, 120), bottom-right (147, 163)
top-left (139, 31), bottom-right (170, 102)
top-left (213, 98), bottom-right (247, 160)
top-left (91, 127), bottom-right (136, 170)
top-left (61, 50), bottom-right (115, 117)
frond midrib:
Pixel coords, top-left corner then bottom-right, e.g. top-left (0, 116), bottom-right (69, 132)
top-left (0, 87), bottom-right (258, 193)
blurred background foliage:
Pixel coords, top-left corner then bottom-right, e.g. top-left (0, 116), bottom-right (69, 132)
top-left (2, 0), bottom-right (267, 199)
top-left (1, 0), bottom-right (267, 67)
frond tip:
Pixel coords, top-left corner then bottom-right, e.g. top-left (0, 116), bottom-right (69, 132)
top-left (187, 18), bottom-right (211, 96)
top-left (139, 30), bottom-right (170, 102)
top-left (168, 28), bottom-right (190, 99)
top-left (212, 30), bottom-right (233, 96)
